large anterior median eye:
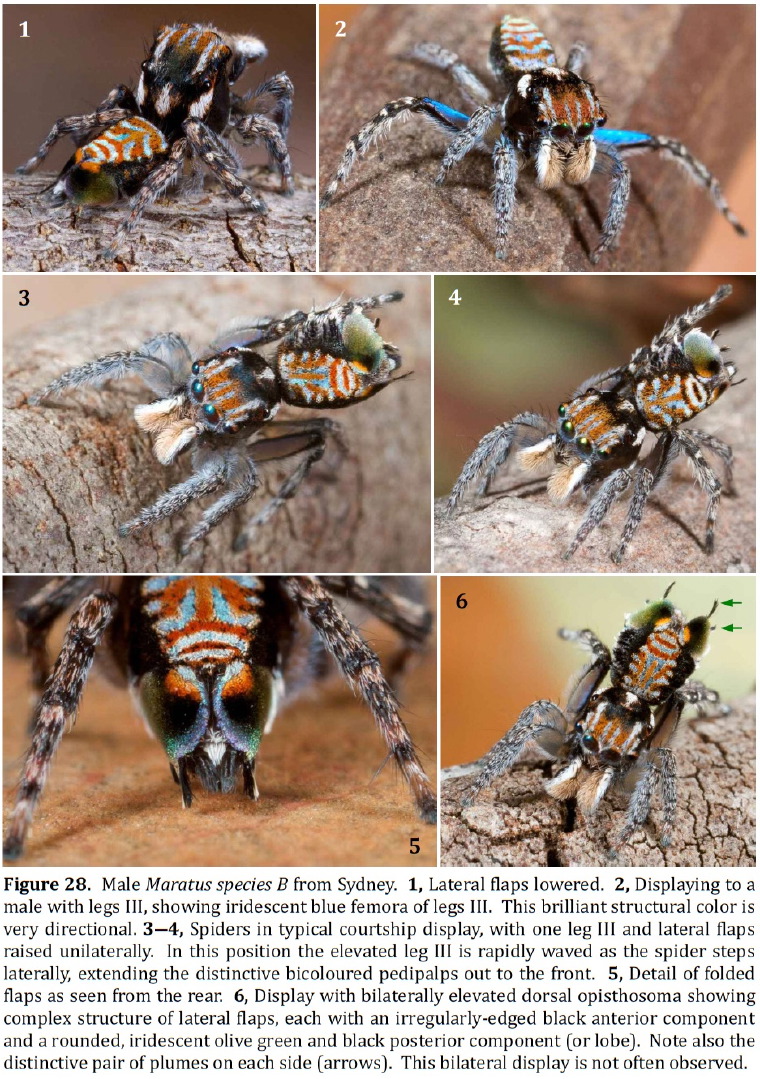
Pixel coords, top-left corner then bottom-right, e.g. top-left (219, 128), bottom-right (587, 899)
top-left (139, 668), bottom-right (209, 758)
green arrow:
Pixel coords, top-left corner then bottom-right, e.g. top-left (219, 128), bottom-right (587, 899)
top-left (721, 599), bottom-right (743, 607)
top-left (722, 624), bottom-right (743, 632)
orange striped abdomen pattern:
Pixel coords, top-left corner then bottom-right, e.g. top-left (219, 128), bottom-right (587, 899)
top-left (636, 374), bottom-right (710, 428)
top-left (622, 627), bottom-right (681, 700)
top-left (141, 575), bottom-right (264, 669)
top-left (74, 118), bottom-right (169, 173)
top-left (495, 15), bottom-right (557, 72)
top-left (278, 349), bottom-right (372, 406)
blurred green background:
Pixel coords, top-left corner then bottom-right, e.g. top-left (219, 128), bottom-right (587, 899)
top-left (441, 575), bottom-right (755, 767)
top-left (435, 275), bottom-right (755, 496)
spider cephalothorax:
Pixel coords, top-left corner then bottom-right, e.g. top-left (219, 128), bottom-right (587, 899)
top-left (30, 292), bottom-right (406, 555)
top-left (447, 285), bottom-right (739, 563)
top-left (321, 13), bottom-right (745, 263)
top-left (463, 586), bottom-right (725, 849)
top-left (3, 575), bottom-right (436, 860)
top-left (19, 22), bottom-right (295, 258)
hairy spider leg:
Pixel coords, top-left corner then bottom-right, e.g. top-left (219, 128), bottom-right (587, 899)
top-left (493, 135), bottom-right (520, 259)
top-left (405, 42), bottom-right (494, 107)
top-left (595, 129), bottom-right (746, 237)
top-left (234, 419), bottom-right (343, 552)
top-left (615, 747), bottom-right (676, 848)
top-left (589, 140), bottom-right (632, 262)
top-left (562, 467), bottom-right (633, 560)
top-left (435, 103), bottom-right (501, 185)
top-left (179, 456), bottom-right (261, 556)
top-left (447, 412), bottom-right (553, 512)
top-left (31, 333), bottom-right (192, 403)
top-left (462, 700), bottom-right (569, 807)
top-left (119, 454), bottom-right (229, 539)
top-left (17, 86), bottom-right (137, 174)
top-left (103, 138), bottom-right (188, 258)
top-left (217, 292), bottom-right (405, 352)
top-left (650, 283), bottom-right (733, 346)
top-left (16, 577), bottom-right (99, 697)
top-left (231, 111), bottom-right (294, 194)
top-left (284, 577), bottom-right (437, 824)
top-left (3, 591), bottom-right (118, 860)
top-left (320, 97), bottom-right (470, 208)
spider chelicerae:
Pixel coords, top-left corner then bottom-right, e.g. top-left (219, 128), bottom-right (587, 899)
top-left (446, 285), bottom-right (740, 563)
top-left (3, 574), bottom-right (437, 860)
top-left (29, 291), bottom-right (406, 556)
top-left (17, 22), bottom-right (294, 259)
top-left (462, 585), bottom-right (728, 850)
top-left (321, 13), bottom-right (745, 263)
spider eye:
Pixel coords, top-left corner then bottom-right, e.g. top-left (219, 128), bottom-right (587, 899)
top-left (578, 122), bottom-right (594, 138)
top-left (597, 446), bottom-right (610, 458)
top-left (552, 123), bottom-right (572, 137)
top-left (191, 379), bottom-right (204, 400)
top-left (561, 419), bottom-right (575, 438)
top-left (203, 403), bottom-right (220, 424)
top-left (558, 404), bottom-right (567, 417)
top-left (596, 115), bottom-right (607, 128)
top-left (576, 436), bottom-right (592, 456)
top-left (200, 77), bottom-right (213, 92)
top-left (536, 118), bottom-right (551, 130)
top-left (581, 732), bottom-right (598, 751)
top-left (191, 361), bottom-right (201, 375)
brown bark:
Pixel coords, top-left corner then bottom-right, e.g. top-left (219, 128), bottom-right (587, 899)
top-left (319, 5), bottom-right (754, 272)
top-left (435, 312), bottom-right (756, 573)
top-left (3, 276), bottom-right (431, 573)
top-left (3, 168), bottom-right (315, 272)
top-left (441, 695), bottom-right (755, 868)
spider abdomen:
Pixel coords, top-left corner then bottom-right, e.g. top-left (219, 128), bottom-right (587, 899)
top-left (58, 118), bottom-right (170, 205)
top-left (277, 350), bottom-right (378, 407)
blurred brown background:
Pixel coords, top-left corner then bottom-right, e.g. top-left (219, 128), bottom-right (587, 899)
top-left (3, 576), bottom-right (437, 868)
top-left (435, 274), bottom-right (755, 495)
top-left (3, 5), bottom-right (316, 176)
top-left (441, 575), bottom-right (756, 768)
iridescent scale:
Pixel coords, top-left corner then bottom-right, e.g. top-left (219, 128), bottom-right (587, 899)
top-left (74, 118), bottom-right (168, 171)
top-left (496, 15), bottom-right (557, 72)
top-left (636, 374), bottom-right (710, 428)
top-left (277, 349), bottom-right (372, 406)
top-left (141, 576), bottom-right (264, 668)
top-left (622, 626), bottom-right (681, 701)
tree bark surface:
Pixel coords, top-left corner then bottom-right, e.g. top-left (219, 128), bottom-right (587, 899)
top-left (442, 695), bottom-right (755, 868)
top-left (435, 312), bottom-right (755, 573)
top-left (3, 168), bottom-right (315, 272)
top-left (319, 5), bottom-right (754, 272)
top-left (3, 276), bottom-right (430, 573)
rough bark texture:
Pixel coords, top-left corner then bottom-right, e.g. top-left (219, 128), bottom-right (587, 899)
top-left (319, 5), bottom-right (754, 272)
top-left (435, 312), bottom-right (755, 573)
top-left (441, 695), bottom-right (755, 868)
top-left (3, 276), bottom-right (430, 573)
top-left (2, 605), bottom-right (437, 869)
top-left (3, 168), bottom-right (315, 272)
